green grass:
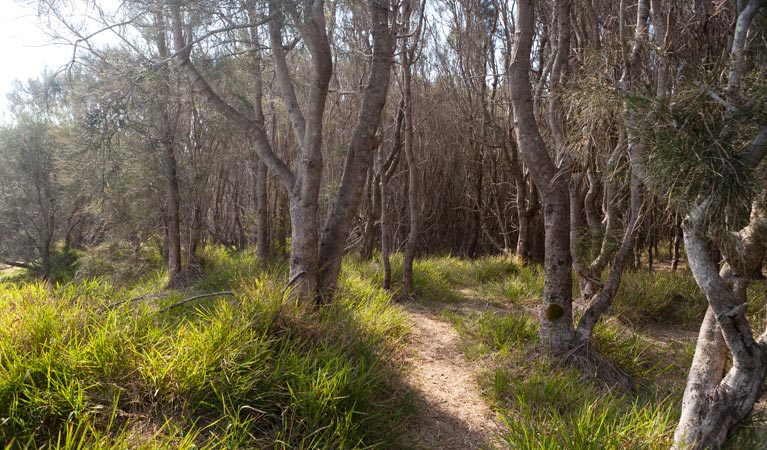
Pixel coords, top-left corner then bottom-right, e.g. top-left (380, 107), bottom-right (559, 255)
top-left (475, 264), bottom-right (543, 307)
top-left (443, 310), bottom-right (538, 360)
top-left (457, 312), bottom-right (686, 449)
top-left (0, 246), bottom-right (415, 449)
top-left (6, 246), bottom-right (764, 449)
top-left (612, 269), bottom-right (707, 327)
top-left (423, 255), bottom-right (701, 449)
top-left (348, 253), bottom-right (521, 303)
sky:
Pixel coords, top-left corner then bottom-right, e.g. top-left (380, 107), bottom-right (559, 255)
top-left (0, 0), bottom-right (76, 121)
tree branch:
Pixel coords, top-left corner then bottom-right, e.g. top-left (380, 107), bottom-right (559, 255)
top-left (158, 291), bottom-right (235, 312)
top-left (169, 3), bottom-right (295, 189)
top-left (0, 259), bottom-right (38, 271)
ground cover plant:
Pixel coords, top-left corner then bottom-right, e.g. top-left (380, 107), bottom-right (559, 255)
top-left (0, 247), bottom-right (414, 449)
top-left (371, 254), bottom-right (767, 450)
top-left (5, 248), bottom-right (767, 449)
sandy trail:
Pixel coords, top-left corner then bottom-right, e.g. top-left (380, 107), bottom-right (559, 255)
top-left (401, 305), bottom-right (500, 450)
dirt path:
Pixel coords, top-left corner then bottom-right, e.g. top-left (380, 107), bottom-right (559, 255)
top-left (401, 305), bottom-right (500, 450)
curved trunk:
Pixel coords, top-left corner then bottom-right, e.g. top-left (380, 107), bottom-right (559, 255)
top-left (672, 219), bottom-right (767, 449)
top-left (575, 172), bottom-right (641, 343)
top-left (509, 0), bottom-right (574, 350)
top-left (316, 0), bottom-right (395, 301)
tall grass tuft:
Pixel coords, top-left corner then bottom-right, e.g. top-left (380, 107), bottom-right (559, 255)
top-left (613, 270), bottom-right (707, 327)
top-left (0, 246), bottom-right (415, 449)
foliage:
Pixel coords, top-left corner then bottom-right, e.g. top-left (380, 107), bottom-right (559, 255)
top-left (640, 84), bottom-right (766, 228)
top-left (348, 253), bottom-right (522, 303)
top-left (75, 241), bottom-right (164, 285)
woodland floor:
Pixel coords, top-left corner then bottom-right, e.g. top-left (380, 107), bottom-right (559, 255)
top-left (400, 303), bottom-right (501, 450)
top-left (0, 265), bottom-right (22, 279)
top-left (396, 276), bottom-right (703, 450)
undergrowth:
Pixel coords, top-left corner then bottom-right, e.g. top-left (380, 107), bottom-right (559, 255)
top-left (393, 254), bottom-right (705, 449)
top-left (612, 270), bottom-right (707, 326)
top-left (0, 246), bottom-right (414, 449)
top-left (445, 307), bottom-right (688, 449)
top-left (348, 253), bottom-right (524, 303)
top-left (6, 247), bottom-right (765, 449)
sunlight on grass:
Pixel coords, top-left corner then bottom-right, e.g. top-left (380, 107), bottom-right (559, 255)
top-left (5, 246), bottom-right (762, 449)
top-left (0, 246), bottom-right (415, 449)
top-left (613, 270), bottom-right (706, 327)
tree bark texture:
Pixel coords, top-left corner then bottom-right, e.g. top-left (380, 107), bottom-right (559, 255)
top-left (509, 0), bottom-right (574, 350)
top-left (154, 8), bottom-right (182, 285)
top-left (317, 0), bottom-right (395, 301)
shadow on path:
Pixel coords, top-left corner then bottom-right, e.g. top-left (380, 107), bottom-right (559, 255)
top-left (400, 304), bottom-right (501, 450)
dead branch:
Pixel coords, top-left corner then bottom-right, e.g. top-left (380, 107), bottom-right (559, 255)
top-left (158, 291), bottom-right (235, 312)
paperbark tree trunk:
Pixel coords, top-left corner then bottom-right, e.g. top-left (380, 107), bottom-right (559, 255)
top-left (672, 214), bottom-right (767, 450)
top-left (669, 1), bottom-right (767, 446)
top-left (154, 8), bottom-right (182, 286)
top-left (317, 0), bottom-right (395, 301)
top-left (508, 0), bottom-right (574, 350)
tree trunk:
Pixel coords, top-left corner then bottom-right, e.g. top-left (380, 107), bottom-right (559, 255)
top-left (672, 220), bottom-right (683, 272)
top-left (360, 164), bottom-right (378, 260)
top-left (40, 237), bottom-right (52, 281)
top-left (570, 173), bottom-right (591, 298)
top-left (467, 146), bottom-right (483, 258)
top-left (164, 141), bottom-right (183, 283)
top-left (380, 100), bottom-right (405, 291)
top-left (255, 159), bottom-right (269, 260)
top-left (315, 0), bottom-right (395, 301)
top-left (402, 50), bottom-right (421, 296)
top-left (575, 172), bottom-right (641, 343)
top-left (246, 10), bottom-right (270, 262)
top-left (672, 217), bottom-right (767, 449)
top-left (187, 202), bottom-right (204, 268)
top-left (154, 8), bottom-right (182, 285)
top-left (515, 175), bottom-right (530, 259)
top-left (509, 0), bottom-right (574, 350)
top-left (588, 146), bottom-right (623, 276)
top-left (379, 147), bottom-right (392, 290)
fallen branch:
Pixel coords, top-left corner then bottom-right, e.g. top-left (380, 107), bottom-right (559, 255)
top-left (106, 292), bottom-right (170, 309)
top-left (0, 259), bottom-right (39, 271)
top-left (158, 291), bottom-right (235, 313)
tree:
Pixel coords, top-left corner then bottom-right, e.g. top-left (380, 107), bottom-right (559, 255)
top-left (167, 0), bottom-right (395, 302)
top-left (0, 118), bottom-right (58, 277)
top-left (400, 0), bottom-right (425, 296)
top-left (664, 1), bottom-right (767, 446)
top-left (0, 76), bottom-right (84, 279)
top-left (508, 0), bottom-right (575, 350)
